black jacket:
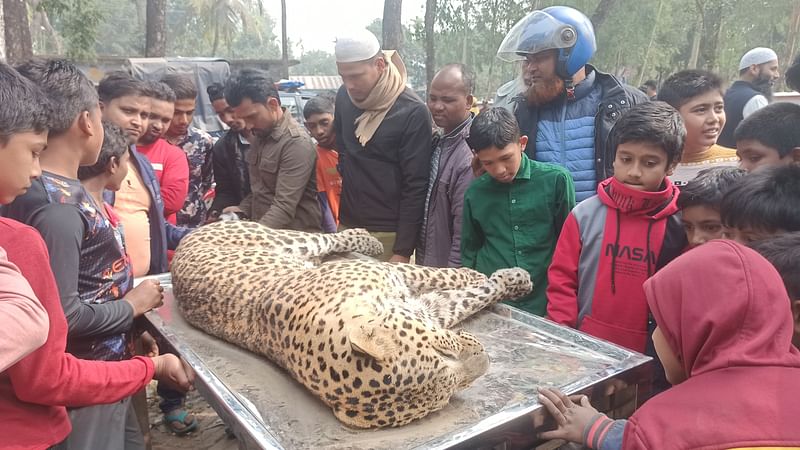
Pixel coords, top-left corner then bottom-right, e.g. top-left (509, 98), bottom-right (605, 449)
top-left (208, 130), bottom-right (251, 217)
top-left (514, 65), bottom-right (649, 182)
top-left (334, 86), bottom-right (433, 257)
top-left (718, 80), bottom-right (762, 148)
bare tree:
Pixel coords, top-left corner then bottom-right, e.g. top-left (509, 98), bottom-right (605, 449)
top-left (0, 1), bottom-right (6, 60)
top-left (281, 0), bottom-right (288, 78)
top-left (3, 0), bottom-right (32, 63)
top-left (461, 0), bottom-right (470, 63)
top-left (145, 0), bottom-right (167, 57)
top-left (424, 0), bottom-right (436, 88)
top-left (383, 0), bottom-right (403, 50)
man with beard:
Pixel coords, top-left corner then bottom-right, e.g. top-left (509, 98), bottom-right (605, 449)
top-left (718, 47), bottom-right (780, 148)
top-left (206, 82), bottom-right (251, 220)
top-left (333, 28), bottom-right (432, 262)
top-left (137, 81), bottom-right (189, 224)
top-left (496, 6), bottom-right (647, 201)
top-left (222, 69), bottom-right (322, 232)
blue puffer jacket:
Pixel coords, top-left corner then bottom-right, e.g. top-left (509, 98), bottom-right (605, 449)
top-left (514, 65), bottom-right (649, 202)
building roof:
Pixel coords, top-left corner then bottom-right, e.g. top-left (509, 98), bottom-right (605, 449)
top-left (288, 75), bottom-right (342, 91)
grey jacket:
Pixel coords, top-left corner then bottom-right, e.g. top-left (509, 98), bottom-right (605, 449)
top-left (416, 116), bottom-right (475, 267)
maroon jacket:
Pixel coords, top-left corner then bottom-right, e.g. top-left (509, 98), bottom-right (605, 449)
top-left (624, 240), bottom-right (800, 449)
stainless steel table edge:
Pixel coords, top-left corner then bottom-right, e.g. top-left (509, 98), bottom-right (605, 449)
top-left (137, 273), bottom-right (285, 450)
top-left (420, 304), bottom-right (652, 450)
top-left (137, 274), bottom-right (652, 450)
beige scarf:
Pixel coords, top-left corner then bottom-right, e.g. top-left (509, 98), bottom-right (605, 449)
top-left (351, 50), bottom-right (407, 147)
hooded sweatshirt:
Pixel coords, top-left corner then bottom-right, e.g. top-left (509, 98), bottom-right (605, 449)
top-left (623, 240), bottom-right (800, 449)
top-left (547, 177), bottom-right (685, 352)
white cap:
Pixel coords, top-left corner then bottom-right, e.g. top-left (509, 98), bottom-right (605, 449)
top-left (335, 29), bottom-right (381, 63)
top-left (739, 47), bottom-right (778, 71)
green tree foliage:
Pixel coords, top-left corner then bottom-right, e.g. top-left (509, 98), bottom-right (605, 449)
top-left (290, 49), bottom-right (338, 76)
top-left (35, 0), bottom-right (104, 59)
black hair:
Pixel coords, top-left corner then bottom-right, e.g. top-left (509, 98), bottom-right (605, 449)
top-left (657, 70), bottom-right (723, 109)
top-left (438, 63), bottom-right (476, 96)
top-left (224, 69), bottom-right (280, 107)
top-left (465, 107), bottom-right (520, 152)
top-left (160, 73), bottom-right (197, 101)
top-left (749, 232), bottom-right (800, 300)
top-left (15, 58), bottom-right (98, 136)
top-left (77, 121), bottom-right (129, 180)
top-left (0, 62), bottom-right (50, 143)
top-left (142, 80), bottom-right (176, 103)
top-left (786, 53), bottom-right (800, 92)
top-left (303, 96), bottom-right (334, 119)
top-left (206, 82), bottom-right (225, 102)
top-left (734, 102), bottom-right (800, 158)
top-left (720, 165), bottom-right (800, 233)
top-left (609, 101), bottom-right (686, 166)
top-left (677, 166), bottom-right (747, 210)
top-left (98, 71), bottom-right (146, 103)
top-left (643, 79), bottom-right (658, 90)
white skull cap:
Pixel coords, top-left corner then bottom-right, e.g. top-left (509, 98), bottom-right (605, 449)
top-left (335, 29), bottom-right (381, 63)
top-left (739, 47), bottom-right (778, 71)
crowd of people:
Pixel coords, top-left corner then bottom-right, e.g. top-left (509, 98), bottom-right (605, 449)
top-left (1, 3), bottom-right (799, 449)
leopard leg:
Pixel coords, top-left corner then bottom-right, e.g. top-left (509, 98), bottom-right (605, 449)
top-left (197, 222), bottom-right (383, 260)
top-left (388, 264), bottom-right (489, 295)
top-left (405, 268), bottom-right (533, 328)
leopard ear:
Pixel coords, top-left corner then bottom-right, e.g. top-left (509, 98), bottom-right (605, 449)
top-left (348, 322), bottom-right (399, 362)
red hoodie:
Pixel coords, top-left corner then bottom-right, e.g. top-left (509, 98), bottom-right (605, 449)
top-left (0, 218), bottom-right (155, 449)
top-left (547, 177), bottom-right (683, 352)
top-left (624, 240), bottom-right (800, 449)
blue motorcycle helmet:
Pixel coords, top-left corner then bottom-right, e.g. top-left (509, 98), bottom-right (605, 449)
top-left (497, 6), bottom-right (597, 80)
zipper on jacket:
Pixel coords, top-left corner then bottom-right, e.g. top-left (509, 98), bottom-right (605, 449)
top-left (560, 96), bottom-right (568, 165)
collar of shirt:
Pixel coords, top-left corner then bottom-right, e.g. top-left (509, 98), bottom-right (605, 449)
top-left (267, 108), bottom-right (290, 142)
top-left (513, 153), bottom-right (533, 181)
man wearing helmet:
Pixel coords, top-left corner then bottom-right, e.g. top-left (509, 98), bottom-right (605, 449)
top-left (496, 6), bottom-right (647, 201)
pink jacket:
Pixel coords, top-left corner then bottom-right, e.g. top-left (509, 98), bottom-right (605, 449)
top-left (0, 247), bottom-right (48, 371)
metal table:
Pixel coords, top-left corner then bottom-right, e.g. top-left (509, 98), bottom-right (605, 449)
top-left (138, 273), bottom-right (652, 450)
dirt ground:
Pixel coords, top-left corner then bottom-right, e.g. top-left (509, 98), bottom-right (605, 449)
top-left (144, 382), bottom-right (240, 450)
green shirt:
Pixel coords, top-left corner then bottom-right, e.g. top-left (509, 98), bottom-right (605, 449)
top-left (461, 154), bottom-right (576, 315)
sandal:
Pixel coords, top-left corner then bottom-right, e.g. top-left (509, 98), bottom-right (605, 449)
top-left (163, 408), bottom-right (198, 435)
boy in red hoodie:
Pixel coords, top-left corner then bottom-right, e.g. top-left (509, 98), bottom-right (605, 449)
top-left (0, 62), bottom-right (194, 449)
top-left (537, 240), bottom-right (800, 449)
top-left (547, 102), bottom-right (687, 353)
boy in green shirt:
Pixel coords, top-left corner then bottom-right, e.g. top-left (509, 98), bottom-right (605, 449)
top-left (461, 108), bottom-right (575, 315)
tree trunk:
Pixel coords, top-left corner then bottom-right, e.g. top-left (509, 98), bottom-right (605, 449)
top-left (424, 0), bottom-right (436, 89)
top-left (591, 0), bottom-right (619, 32)
top-left (687, 17), bottom-right (703, 69)
top-left (782, 2), bottom-right (800, 90)
top-left (483, 0), bottom-right (500, 100)
top-left (637, 0), bottom-right (664, 86)
top-left (699, 0), bottom-right (724, 72)
top-left (0, 1), bottom-right (6, 61)
top-left (383, 0), bottom-right (403, 51)
top-left (145, 0), bottom-right (167, 57)
top-left (3, 0), bottom-right (32, 63)
top-left (281, 0), bottom-right (289, 78)
top-left (461, 0), bottom-right (470, 63)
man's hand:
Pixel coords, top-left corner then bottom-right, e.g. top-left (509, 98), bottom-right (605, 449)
top-left (537, 387), bottom-right (600, 444)
top-left (222, 206), bottom-right (243, 214)
top-left (152, 354), bottom-right (195, 392)
top-left (388, 254), bottom-right (410, 264)
top-left (140, 331), bottom-right (159, 357)
top-left (124, 279), bottom-right (164, 317)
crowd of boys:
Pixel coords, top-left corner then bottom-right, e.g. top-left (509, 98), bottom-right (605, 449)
top-left (2, 4), bottom-right (800, 449)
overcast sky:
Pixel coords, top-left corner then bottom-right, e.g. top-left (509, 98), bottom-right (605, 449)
top-left (263, 0), bottom-right (427, 54)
